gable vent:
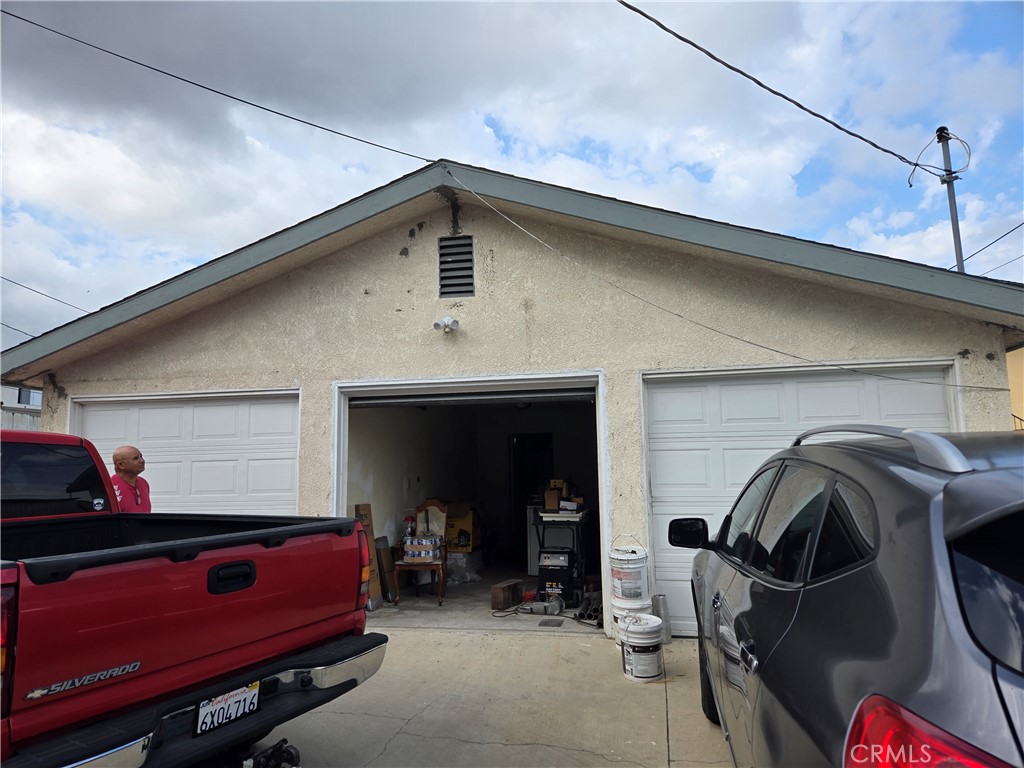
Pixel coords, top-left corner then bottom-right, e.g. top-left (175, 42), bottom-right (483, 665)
top-left (439, 236), bottom-right (475, 298)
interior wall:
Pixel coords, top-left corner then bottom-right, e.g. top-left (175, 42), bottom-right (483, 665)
top-left (347, 406), bottom-right (478, 544)
top-left (473, 402), bottom-right (598, 569)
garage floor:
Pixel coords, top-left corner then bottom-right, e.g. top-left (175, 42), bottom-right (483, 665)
top-left (367, 567), bottom-right (603, 636)
top-left (249, 569), bottom-right (732, 767)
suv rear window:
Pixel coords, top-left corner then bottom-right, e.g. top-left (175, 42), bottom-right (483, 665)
top-left (1, 442), bottom-right (112, 518)
top-left (950, 510), bottom-right (1024, 674)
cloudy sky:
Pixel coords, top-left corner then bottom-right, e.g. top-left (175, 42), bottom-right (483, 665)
top-left (2, 1), bottom-right (1022, 352)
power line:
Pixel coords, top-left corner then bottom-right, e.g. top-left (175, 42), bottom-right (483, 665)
top-left (2, 5), bottom-right (1016, 379)
top-left (2, 276), bottom-right (91, 313)
top-left (440, 163), bottom-right (1010, 394)
top-left (0, 9), bottom-right (434, 165)
top-left (1, 322), bottom-right (36, 339)
top-left (979, 254), bottom-right (1024, 278)
top-left (616, 0), bottom-right (947, 179)
top-left (948, 222), bottom-right (1024, 271)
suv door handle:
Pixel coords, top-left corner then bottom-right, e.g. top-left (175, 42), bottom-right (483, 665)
top-left (739, 640), bottom-right (759, 674)
top-left (711, 595), bottom-right (721, 612)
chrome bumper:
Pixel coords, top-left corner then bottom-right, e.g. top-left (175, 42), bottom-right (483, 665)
top-left (65, 641), bottom-right (388, 768)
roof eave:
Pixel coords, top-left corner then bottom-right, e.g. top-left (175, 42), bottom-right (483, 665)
top-left (3, 160), bottom-right (1022, 384)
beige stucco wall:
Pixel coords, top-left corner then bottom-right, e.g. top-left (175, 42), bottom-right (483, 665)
top-left (42, 201), bottom-right (1014, 546)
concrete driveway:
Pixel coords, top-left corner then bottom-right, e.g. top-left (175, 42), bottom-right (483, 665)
top-left (254, 624), bottom-right (731, 767)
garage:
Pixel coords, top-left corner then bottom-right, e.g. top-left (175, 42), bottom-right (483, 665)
top-left (645, 365), bottom-right (954, 636)
top-left (75, 392), bottom-right (300, 515)
top-left (338, 376), bottom-right (603, 596)
top-left (4, 161), bottom-right (1018, 643)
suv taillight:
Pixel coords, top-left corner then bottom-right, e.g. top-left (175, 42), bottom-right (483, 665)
top-left (844, 694), bottom-right (1013, 768)
top-left (356, 525), bottom-right (370, 611)
top-left (1, 585), bottom-right (15, 718)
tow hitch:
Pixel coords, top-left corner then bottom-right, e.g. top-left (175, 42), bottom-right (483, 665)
top-left (242, 738), bottom-right (300, 768)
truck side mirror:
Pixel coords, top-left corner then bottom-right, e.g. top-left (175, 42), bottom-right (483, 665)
top-left (668, 518), bottom-right (710, 549)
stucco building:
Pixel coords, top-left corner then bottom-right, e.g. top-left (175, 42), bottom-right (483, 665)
top-left (3, 160), bottom-right (1022, 634)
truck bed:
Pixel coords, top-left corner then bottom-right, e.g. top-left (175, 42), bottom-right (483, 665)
top-left (3, 513), bottom-right (369, 750)
top-left (2, 429), bottom-right (387, 768)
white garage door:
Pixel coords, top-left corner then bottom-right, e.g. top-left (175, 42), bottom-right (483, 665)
top-left (79, 394), bottom-right (300, 515)
top-left (646, 367), bottom-right (952, 637)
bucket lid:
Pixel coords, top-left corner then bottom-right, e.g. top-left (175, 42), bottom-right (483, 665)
top-left (611, 599), bottom-right (652, 616)
top-left (622, 613), bottom-right (662, 637)
top-left (609, 546), bottom-right (648, 562)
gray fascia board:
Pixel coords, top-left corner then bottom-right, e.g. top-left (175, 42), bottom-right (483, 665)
top-left (440, 162), bottom-right (1024, 317)
top-left (4, 161), bottom-right (1022, 379)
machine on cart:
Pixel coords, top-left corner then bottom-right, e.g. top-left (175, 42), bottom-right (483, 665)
top-left (531, 507), bottom-right (588, 607)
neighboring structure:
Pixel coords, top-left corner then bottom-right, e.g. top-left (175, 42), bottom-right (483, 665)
top-left (1010, 347), bottom-right (1024, 429)
top-left (3, 160), bottom-right (1023, 635)
top-left (1, 384), bottom-right (41, 431)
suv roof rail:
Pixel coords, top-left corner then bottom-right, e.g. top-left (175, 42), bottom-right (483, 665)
top-left (792, 424), bottom-right (973, 474)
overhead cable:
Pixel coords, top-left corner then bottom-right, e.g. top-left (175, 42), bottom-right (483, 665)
top-left (0, 9), bottom-right (434, 164)
top-left (616, 0), bottom-right (948, 180)
top-left (1, 322), bottom-right (36, 339)
top-left (979, 254), bottom-right (1023, 278)
top-left (948, 222), bottom-right (1024, 271)
top-left (440, 163), bottom-right (1010, 393)
top-left (2, 276), bottom-right (91, 313)
top-left (909, 130), bottom-right (970, 188)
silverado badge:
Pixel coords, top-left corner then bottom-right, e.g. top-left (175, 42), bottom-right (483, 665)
top-left (25, 662), bottom-right (141, 699)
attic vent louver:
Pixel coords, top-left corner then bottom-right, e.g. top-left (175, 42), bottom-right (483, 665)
top-left (439, 236), bottom-right (475, 298)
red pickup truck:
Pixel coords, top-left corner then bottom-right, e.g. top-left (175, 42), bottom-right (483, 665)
top-left (0, 429), bottom-right (388, 767)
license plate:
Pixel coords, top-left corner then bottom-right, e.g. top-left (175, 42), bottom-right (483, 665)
top-left (195, 681), bottom-right (260, 736)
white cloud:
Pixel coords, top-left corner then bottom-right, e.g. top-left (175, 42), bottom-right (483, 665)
top-left (2, 0), bottom-right (1021, 353)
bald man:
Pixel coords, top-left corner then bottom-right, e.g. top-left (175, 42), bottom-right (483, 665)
top-left (111, 445), bottom-right (152, 512)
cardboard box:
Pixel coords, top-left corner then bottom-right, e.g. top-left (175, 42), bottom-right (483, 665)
top-left (544, 488), bottom-right (561, 511)
top-left (403, 535), bottom-right (442, 562)
top-left (445, 503), bottom-right (481, 553)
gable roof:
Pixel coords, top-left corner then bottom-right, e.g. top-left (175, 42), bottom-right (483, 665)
top-left (3, 159), bottom-right (1023, 385)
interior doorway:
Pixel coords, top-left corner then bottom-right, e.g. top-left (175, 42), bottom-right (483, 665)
top-left (508, 433), bottom-right (553, 571)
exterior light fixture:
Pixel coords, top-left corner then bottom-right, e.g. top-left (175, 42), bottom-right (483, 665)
top-left (433, 317), bottom-right (460, 333)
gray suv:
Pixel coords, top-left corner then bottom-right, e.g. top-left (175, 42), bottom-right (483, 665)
top-left (670, 425), bottom-right (1023, 768)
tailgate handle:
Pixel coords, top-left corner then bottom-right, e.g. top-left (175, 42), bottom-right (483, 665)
top-left (209, 560), bottom-right (257, 595)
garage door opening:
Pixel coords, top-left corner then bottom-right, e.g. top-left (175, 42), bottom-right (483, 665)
top-left (341, 383), bottom-right (601, 613)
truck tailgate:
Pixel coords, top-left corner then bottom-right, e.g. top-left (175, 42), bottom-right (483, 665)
top-left (9, 528), bottom-right (362, 745)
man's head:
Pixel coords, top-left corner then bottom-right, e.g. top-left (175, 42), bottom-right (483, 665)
top-left (113, 445), bottom-right (146, 478)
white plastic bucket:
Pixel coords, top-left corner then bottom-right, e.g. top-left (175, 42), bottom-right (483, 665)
top-left (620, 613), bottom-right (665, 682)
top-left (609, 544), bottom-right (649, 605)
top-left (611, 597), bottom-right (652, 646)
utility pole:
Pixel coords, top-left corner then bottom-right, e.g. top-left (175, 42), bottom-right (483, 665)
top-left (936, 126), bottom-right (965, 273)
